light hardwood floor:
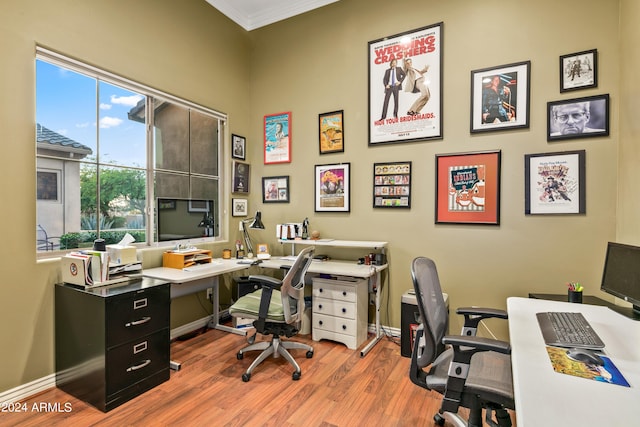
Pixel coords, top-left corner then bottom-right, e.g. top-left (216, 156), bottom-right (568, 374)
top-left (1, 328), bottom-right (515, 426)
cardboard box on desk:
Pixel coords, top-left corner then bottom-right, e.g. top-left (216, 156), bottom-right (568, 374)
top-left (106, 244), bottom-right (137, 265)
top-left (61, 253), bottom-right (92, 286)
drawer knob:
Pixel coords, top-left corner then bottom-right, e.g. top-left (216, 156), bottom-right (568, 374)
top-left (319, 288), bottom-right (324, 293)
top-left (319, 320), bottom-right (323, 326)
top-left (126, 359), bottom-right (151, 372)
top-left (342, 325), bottom-right (347, 330)
top-left (342, 308), bottom-right (346, 313)
top-left (318, 304), bottom-right (323, 310)
top-left (125, 316), bottom-right (151, 327)
top-left (342, 291), bottom-right (347, 297)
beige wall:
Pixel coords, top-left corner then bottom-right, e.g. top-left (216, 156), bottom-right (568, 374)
top-left (0, 0), bottom-right (636, 395)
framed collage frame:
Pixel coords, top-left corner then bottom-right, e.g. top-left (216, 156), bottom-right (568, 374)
top-left (319, 110), bottom-right (344, 154)
top-left (315, 163), bottom-right (350, 212)
top-left (560, 49), bottom-right (597, 92)
top-left (435, 150), bottom-right (501, 225)
top-left (264, 112), bottom-right (291, 164)
top-left (373, 161), bottom-right (411, 208)
top-left (525, 150), bottom-right (586, 215)
top-left (547, 94), bottom-right (609, 141)
top-left (470, 61), bottom-right (530, 133)
top-left (368, 22), bottom-right (443, 145)
top-left (262, 175), bottom-right (290, 203)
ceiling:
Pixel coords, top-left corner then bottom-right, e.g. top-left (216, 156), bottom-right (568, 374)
top-left (205, 0), bottom-right (340, 31)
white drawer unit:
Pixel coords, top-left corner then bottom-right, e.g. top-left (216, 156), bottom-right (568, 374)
top-left (312, 277), bottom-right (368, 350)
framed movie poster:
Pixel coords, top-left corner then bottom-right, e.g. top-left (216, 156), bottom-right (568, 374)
top-left (435, 150), bottom-right (501, 225)
top-left (368, 22), bottom-right (443, 145)
top-left (264, 112), bottom-right (291, 164)
top-left (319, 110), bottom-right (344, 154)
top-left (560, 49), bottom-right (597, 92)
top-left (547, 94), bottom-right (609, 141)
top-left (525, 150), bottom-right (586, 215)
top-left (470, 61), bottom-right (530, 133)
top-left (314, 163), bottom-right (350, 212)
top-left (373, 161), bottom-right (411, 208)
top-left (262, 175), bottom-right (290, 203)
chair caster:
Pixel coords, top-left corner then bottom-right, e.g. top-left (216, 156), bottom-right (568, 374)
top-left (237, 352), bottom-right (244, 360)
top-left (306, 350), bottom-right (314, 358)
top-left (242, 373), bottom-right (251, 382)
top-left (433, 413), bottom-right (445, 426)
top-left (292, 371), bottom-right (301, 380)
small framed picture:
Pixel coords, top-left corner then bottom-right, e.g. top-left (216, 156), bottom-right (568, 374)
top-left (232, 198), bottom-right (248, 217)
top-left (525, 150), bottom-right (586, 215)
top-left (435, 150), bottom-right (501, 225)
top-left (232, 161), bottom-right (250, 193)
top-left (262, 175), bottom-right (290, 203)
top-left (373, 161), bottom-right (412, 208)
top-left (315, 163), bottom-right (350, 212)
top-left (231, 134), bottom-right (246, 160)
top-left (470, 61), bottom-right (530, 133)
top-left (319, 110), bottom-right (344, 154)
top-left (547, 94), bottom-right (609, 141)
top-left (257, 243), bottom-right (269, 255)
top-left (264, 112), bottom-right (291, 164)
top-left (560, 49), bottom-right (597, 92)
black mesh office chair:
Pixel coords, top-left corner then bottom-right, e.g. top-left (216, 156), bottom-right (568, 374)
top-left (229, 246), bottom-right (315, 382)
top-left (409, 257), bottom-right (514, 427)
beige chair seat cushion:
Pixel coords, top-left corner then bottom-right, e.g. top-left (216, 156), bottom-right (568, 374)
top-left (229, 288), bottom-right (286, 322)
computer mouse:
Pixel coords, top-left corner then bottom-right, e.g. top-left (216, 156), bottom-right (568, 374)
top-left (566, 348), bottom-right (604, 366)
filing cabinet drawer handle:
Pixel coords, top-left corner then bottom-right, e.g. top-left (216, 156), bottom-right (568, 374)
top-left (126, 359), bottom-right (151, 372)
top-left (125, 316), bottom-right (151, 327)
top-left (133, 298), bottom-right (148, 310)
top-left (133, 341), bottom-right (148, 354)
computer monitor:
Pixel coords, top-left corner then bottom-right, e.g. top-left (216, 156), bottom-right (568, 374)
top-left (156, 198), bottom-right (215, 243)
top-left (600, 241), bottom-right (640, 320)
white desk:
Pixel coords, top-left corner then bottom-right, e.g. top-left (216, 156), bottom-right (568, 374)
top-left (143, 259), bottom-right (250, 336)
top-left (260, 256), bottom-right (388, 356)
top-left (507, 297), bottom-right (640, 426)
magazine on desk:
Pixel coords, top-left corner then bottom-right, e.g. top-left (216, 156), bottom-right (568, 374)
top-left (545, 346), bottom-right (630, 387)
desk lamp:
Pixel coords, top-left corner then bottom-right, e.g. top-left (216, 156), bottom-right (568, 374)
top-left (241, 211), bottom-right (265, 258)
top-left (197, 213), bottom-right (214, 237)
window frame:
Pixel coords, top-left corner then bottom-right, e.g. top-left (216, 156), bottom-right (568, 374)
top-left (36, 47), bottom-right (228, 255)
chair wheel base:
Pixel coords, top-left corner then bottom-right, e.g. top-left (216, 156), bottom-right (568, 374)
top-left (242, 373), bottom-right (251, 382)
top-left (433, 413), bottom-right (445, 426)
top-left (292, 371), bottom-right (301, 380)
top-left (306, 350), bottom-right (313, 358)
top-left (237, 352), bottom-right (243, 360)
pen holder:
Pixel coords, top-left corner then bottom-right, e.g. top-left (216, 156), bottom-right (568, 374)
top-left (568, 290), bottom-right (583, 303)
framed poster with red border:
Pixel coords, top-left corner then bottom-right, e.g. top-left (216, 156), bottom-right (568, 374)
top-left (435, 150), bottom-right (501, 225)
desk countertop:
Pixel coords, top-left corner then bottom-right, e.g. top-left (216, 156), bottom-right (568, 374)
top-left (507, 297), bottom-right (640, 426)
top-left (143, 259), bottom-right (249, 283)
top-left (259, 257), bottom-right (386, 279)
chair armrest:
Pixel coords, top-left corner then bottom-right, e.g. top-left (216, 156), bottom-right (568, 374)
top-left (456, 306), bottom-right (508, 335)
top-left (442, 335), bottom-right (511, 356)
top-left (248, 274), bottom-right (282, 289)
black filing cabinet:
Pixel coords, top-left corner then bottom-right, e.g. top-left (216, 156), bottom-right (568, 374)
top-left (55, 278), bottom-right (170, 412)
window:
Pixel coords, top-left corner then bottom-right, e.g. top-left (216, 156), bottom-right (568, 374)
top-left (35, 47), bottom-right (226, 254)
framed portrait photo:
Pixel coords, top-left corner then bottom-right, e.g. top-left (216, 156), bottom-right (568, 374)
top-left (319, 110), bottom-right (344, 154)
top-left (435, 150), bottom-right (501, 225)
top-left (232, 198), bottom-right (248, 217)
top-left (315, 163), bottom-right (350, 212)
top-left (470, 61), bottom-right (530, 133)
top-left (373, 161), bottom-right (411, 208)
top-left (232, 161), bottom-right (250, 193)
top-left (368, 22), bottom-right (443, 145)
top-left (560, 49), bottom-right (597, 92)
top-left (264, 112), bottom-right (291, 164)
top-left (231, 134), bottom-right (246, 160)
top-left (525, 150), bottom-right (586, 215)
top-left (262, 175), bottom-right (290, 203)
top-left (547, 94), bottom-right (609, 141)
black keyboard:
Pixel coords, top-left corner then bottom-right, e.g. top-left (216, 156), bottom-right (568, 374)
top-left (536, 311), bottom-right (605, 349)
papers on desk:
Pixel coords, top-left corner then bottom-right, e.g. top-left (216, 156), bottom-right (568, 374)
top-left (281, 256), bottom-right (297, 261)
top-left (545, 346), bottom-right (630, 387)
